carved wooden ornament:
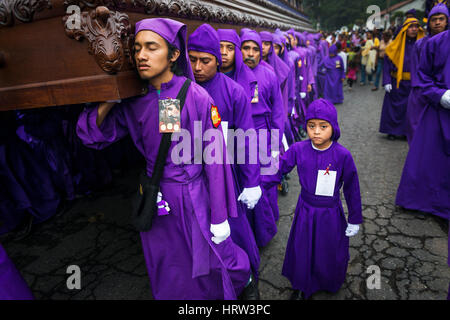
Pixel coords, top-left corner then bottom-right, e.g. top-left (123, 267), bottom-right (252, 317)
top-left (63, 6), bottom-right (133, 74)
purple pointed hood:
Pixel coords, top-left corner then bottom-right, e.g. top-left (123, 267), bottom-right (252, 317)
top-left (187, 23), bottom-right (222, 68)
top-left (135, 18), bottom-right (194, 80)
top-left (305, 98), bottom-right (341, 141)
top-left (240, 29), bottom-right (263, 54)
top-left (217, 28), bottom-right (257, 96)
top-left (259, 31), bottom-right (289, 84)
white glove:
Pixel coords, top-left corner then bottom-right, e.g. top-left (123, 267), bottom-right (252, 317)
top-left (238, 186), bottom-right (262, 209)
top-left (345, 223), bottom-right (360, 237)
top-left (271, 150), bottom-right (279, 158)
top-left (156, 192), bottom-right (170, 216)
top-left (440, 90), bottom-right (450, 109)
top-left (384, 84), bottom-right (392, 93)
top-left (299, 76), bottom-right (304, 81)
top-left (300, 92), bottom-right (307, 99)
top-left (210, 220), bottom-right (231, 244)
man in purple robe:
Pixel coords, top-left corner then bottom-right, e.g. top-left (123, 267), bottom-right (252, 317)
top-left (76, 18), bottom-right (251, 300)
top-left (260, 31), bottom-right (290, 126)
top-left (273, 31), bottom-right (299, 145)
top-left (319, 45), bottom-right (345, 104)
top-left (217, 29), bottom-right (257, 103)
top-left (379, 18), bottom-right (425, 140)
top-left (317, 34), bottom-right (330, 98)
top-left (240, 29), bottom-right (284, 246)
top-left (0, 243), bottom-right (34, 300)
top-left (406, 3), bottom-right (448, 143)
top-left (187, 23), bottom-right (261, 299)
top-left (286, 29), bottom-right (308, 138)
top-left (395, 29), bottom-right (450, 221)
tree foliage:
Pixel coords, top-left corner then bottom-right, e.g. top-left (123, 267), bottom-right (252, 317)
top-left (303, 0), bottom-right (406, 31)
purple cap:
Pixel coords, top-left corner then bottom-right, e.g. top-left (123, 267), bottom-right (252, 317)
top-left (134, 18), bottom-right (194, 80)
top-left (187, 23), bottom-right (222, 68)
top-left (240, 29), bottom-right (263, 53)
top-left (305, 98), bottom-right (341, 141)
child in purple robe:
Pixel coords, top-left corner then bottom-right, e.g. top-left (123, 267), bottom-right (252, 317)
top-left (279, 98), bottom-right (363, 300)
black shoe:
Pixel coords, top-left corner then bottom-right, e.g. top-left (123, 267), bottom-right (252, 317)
top-left (289, 290), bottom-right (305, 300)
top-left (387, 134), bottom-right (396, 141)
top-left (280, 180), bottom-right (289, 196)
top-left (239, 277), bottom-right (260, 300)
top-left (13, 215), bottom-right (34, 241)
top-left (285, 173), bottom-right (291, 181)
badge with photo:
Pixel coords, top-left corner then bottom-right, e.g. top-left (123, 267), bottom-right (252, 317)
top-left (159, 98), bottom-right (181, 133)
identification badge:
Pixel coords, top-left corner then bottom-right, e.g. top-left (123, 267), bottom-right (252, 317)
top-left (211, 105), bottom-right (221, 128)
top-left (336, 61), bottom-right (341, 68)
top-left (251, 83), bottom-right (259, 104)
top-left (159, 98), bottom-right (181, 133)
top-left (298, 59), bottom-right (302, 68)
top-left (315, 164), bottom-right (337, 197)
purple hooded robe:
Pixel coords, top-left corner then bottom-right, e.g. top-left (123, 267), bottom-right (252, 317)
top-left (406, 3), bottom-right (449, 143)
top-left (217, 29), bottom-right (257, 103)
top-left (76, 18), bottom-right (251, 300)
top-left (319, 45), bottom-right (345, 104)
top-left (279, 99), bottom-right (363, 299)
top-left (240, 30), bottom-right (284, 246)
top-left (395, 30), bottom-right (450, 220)
top-left (188, 23), bottom-right (260, 279)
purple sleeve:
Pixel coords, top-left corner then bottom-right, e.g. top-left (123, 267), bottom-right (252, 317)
top-left (269, 75), bottom-right (285, 147)
top-left (417, 39), bottom-right (447, 106)
top-left (279, 143), bottom-right (299, 175)
top-left (233, 87), bottom-right (261, 188)
top-left (76, 103), bottom-right (129, 150)
top-left (382, 56), bottom-right (393, 87)
top-left (342, 152), bottom-right (363, 225)
top-left (200, 94), bottom-right (238, 225)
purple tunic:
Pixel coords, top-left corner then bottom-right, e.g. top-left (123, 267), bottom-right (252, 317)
top-left (280, 99), bottom-right (363, 298)
top-left (188, 23), bottom-right (260, 278)
top-left (319, 45), bottom-right (345, 104)
top-left (240, 30), bottom-right (284, 246)
top-left (77, 18), bottom-right (251, 300)
top-left (0, 243), bottom-right (34, 300)
top-left (379, 38), bottom-right (416, 136)
top-left (396, 30), bottom-right (450, 220)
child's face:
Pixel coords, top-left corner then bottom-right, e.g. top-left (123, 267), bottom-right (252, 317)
top-left (307, 119), bottom-right (333, 149)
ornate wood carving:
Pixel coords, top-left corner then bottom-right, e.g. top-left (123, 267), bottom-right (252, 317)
top-left (63, 5), bottom-right (133, 74)
top-left (131, 0), bottom-right (304, 30)
top-left (0, 0), bottom-right (52, 27)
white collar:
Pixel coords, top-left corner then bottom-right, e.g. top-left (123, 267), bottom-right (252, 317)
top-left (311, 141), bottom-right (333, 151)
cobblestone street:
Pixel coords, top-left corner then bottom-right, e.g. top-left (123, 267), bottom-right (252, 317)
top-left (2, 83), bottom-right (449, 300)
